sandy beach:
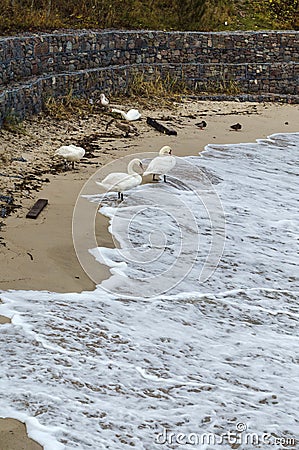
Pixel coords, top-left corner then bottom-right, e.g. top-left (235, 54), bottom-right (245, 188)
top-left (0, 98), bottom-right (298, 449)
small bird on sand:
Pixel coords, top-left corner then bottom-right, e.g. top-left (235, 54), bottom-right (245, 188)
top-left (55, 144), bottom-right (85, 169)
top-left (230, 123), bottom-right (242, 131)
top-left (106, 119), bottom-right (137, 137)
top-left (195, 120), bottom-right (207, 130)
top-left (99, 93), bottom-right (109, 107)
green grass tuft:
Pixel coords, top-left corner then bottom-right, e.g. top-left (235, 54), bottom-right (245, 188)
top-left (2, 113), bottom-right (27, 134)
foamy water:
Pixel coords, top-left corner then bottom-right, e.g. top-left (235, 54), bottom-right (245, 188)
top-left (0, 133), bottom-right (298, 449)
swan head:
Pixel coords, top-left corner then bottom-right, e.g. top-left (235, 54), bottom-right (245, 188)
top-left (128, 158), bottom-right (144, 174)
top-left (159, 146), bottom-right (172, 156)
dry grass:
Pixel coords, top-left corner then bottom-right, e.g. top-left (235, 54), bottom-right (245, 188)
top-left (2, 0), bottom-right (297, 34)
top-left (127, 70), bottom-right (241, 102)
top-left (126, 71), bottom-right (191, 107)
top-left (199, 78), bottom-right (241, 95)
top-left (0, 0), bottom-right (232, 34)
top-left (128, 71), bottom-right (190, 97)
top-left (44, 91), bottom-right (94, 119)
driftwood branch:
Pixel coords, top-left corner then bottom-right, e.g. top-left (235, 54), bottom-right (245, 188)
top-left (146, 117), bottom-right (177, 136)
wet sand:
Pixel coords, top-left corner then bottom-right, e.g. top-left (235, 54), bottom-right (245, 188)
top-left (0, 98), bottom-right (298, 449)
top-left (0, 419), bottom-right (42, 450)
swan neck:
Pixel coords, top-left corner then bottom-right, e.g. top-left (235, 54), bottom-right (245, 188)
top-left (127, 159), bottom-right (139, 174)
top-left (112, 108), bottom-right (126, 119)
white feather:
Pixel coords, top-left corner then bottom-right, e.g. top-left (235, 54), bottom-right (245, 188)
top-left (111, 108), bottom-right (141, 121)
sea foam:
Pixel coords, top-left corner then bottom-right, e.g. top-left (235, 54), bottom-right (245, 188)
top-left (0, 133), bottom-right (298, 449)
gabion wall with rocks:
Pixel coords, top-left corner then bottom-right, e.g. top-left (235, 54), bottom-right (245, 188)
top-left (0, 30), bottom-right (298, 125)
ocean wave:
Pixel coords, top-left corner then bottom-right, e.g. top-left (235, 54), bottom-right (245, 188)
top-left (0, 132), bottom-right (298, 449)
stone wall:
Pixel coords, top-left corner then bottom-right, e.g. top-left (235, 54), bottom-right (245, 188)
top-left (0, 30), bottom-right (298, 124)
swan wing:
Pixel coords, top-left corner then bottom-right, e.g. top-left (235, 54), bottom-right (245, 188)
top-left (116, 174), bottom-right (142, 191)
top-left (143, 156), bottom-right (176, 175)
top-left (126, 109), bottom-right (141, 121)
top-left (55, 145), bottom-right (85, 158)
top-left (97, 172), bottom-right (128, 186)
top-left (96, 172), bottom-right (141, 192)
top-left (55, 146), bottom-right (73, 157)
top-left (68, 144), bottom-right (85, 154)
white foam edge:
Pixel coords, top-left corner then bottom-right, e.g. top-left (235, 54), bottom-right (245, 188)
top-left (0, 408), bottom-right (65, 450)
top-left (89, 247), bottom-right (128, 277)
top-left (199, 131), bottom-right (299, 155)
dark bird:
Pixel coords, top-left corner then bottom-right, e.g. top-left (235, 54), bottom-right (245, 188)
top-left (195, 120), bottom-right (207, 130)
top-left (230, 123), bottom-right (242, 131)
top-left (105, 119), bottom-right (138, 137)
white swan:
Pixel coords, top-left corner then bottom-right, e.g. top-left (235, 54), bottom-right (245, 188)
top-left (111, 108), bottom-right (141, 121)
top-left (100, 93), bottom-right (109, 107)
top-left (55, 144), bottom-right (85, 169)
top-left (143, 146), bottom-right (176, 182)
top-left (96, 158), bottom-right (143, 201)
